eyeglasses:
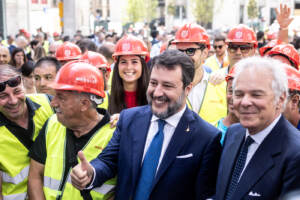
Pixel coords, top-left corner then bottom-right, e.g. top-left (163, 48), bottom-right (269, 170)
top-left (0, 76), bottom-right (22, 92)
top-left (214, 45), bottom-right (224, 49)
top-left (48, 51), bottom-right (56, 55)
top-left (228, 44), bottom-right (253, 54)
top-left (178, 45), bottom-right (206, 56)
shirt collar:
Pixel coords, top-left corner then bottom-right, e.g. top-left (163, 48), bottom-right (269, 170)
top-left (0, 97), bottom-right (41, 126)
top-left (151, 105), bottom-right (187, 128)
top-left (246, 114), bottom-right (282, 145)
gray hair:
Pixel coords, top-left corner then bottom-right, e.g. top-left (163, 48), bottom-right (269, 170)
top-left (232, 56), bottom-right (288, 108)
top-left (0, 64), bottom-right (21, 79)
top-left (72, 91), bottom-right (103, 109)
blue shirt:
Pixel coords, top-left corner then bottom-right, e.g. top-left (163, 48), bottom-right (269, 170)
top-left (216, 118), bottom-right (228, 145)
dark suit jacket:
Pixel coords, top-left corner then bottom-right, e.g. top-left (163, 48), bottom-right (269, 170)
top-left (215, 116), bottom-right (300, 200)
top-left (91, 105), bottom-right (222, 200)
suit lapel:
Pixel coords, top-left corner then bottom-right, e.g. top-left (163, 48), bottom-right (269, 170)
top-left (131, 106), bottom-right (152, 187)
top-left (151, 108), bottom-right (194, 190)
top-left (232, 117), bottom-right (285, 199)
top-left (218, 129), bottom-right (245, 199)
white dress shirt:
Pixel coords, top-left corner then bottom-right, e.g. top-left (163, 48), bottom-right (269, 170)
top-left (187, 71), bottom-right (209, 113)
top-left (239, 114), bottom-right (282, 180)
top-left (142, 105), bottom-right (187, 172)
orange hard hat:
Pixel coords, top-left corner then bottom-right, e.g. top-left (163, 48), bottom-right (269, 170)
top-left (112, 35), bottom-right (150, 62)
top-left (267, 44), bottom-right (299, 70)
top-left (259, 39), bottom-right (282, 56)
top-left (283, 64), bottom-right (300, 91)
top-left (55, 42), bottom-right (82, 61)
top-left (49, 61), bottom-right (105, 98)
top-left (226, 24), bottom-right (257, 47)
top-left (172, 23), bottom-right (210, 49)
top-left (80, 51), bottom-right (111, 72)
top-left (225, 65), bottom-right (237, 82)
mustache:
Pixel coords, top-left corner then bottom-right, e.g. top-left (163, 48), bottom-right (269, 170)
top-left (152, 95), bottom-right (169, 102)
top-left (149, 92), bottom-right (170, 102)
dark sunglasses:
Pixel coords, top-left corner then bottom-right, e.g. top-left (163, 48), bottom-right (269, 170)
top-left (214, 45), bottom-right (224, 49)
top-left (228, 44), bottom-right (253, 54)
top-left (0, 76), bottom-right (22, 92)
top-left (178, 45), bottom-right (206, 56)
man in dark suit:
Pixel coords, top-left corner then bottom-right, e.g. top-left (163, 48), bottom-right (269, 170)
top-left (71, 49), bottom-right (222, 200)
top-left (215, 56), bottom-right (300, 200)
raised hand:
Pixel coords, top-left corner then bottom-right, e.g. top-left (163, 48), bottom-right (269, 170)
top-left (70, 151), bottom-right (94, 190)
top-left (276, 4), bottom-right (293, 29)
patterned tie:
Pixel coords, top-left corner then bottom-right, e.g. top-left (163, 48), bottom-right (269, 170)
top-left (134, 119), bottom-right (166, 200)
top-left (225, 136), bottom-right (254, 200)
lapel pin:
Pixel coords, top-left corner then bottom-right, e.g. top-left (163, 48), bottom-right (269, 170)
top-left (186, 125), bottom-right (190, 132)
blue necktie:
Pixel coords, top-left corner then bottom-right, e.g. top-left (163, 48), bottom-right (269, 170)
top-left (225, 136), bottom-right (254, 200)
top-left (134, 119), bottom-right (166, 200)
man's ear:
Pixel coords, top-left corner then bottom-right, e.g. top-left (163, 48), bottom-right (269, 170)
top-left (80, 98), bottom-right (91, 112)
top-left (277, 92), bottom-right (287, 111)
top-left (185, 82), bottom-right (193, 96)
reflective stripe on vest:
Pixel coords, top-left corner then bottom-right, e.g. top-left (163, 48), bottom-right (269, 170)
top-left (2, 166), bottom-right (29, 185)
top-left (43, 115), bottom-right (116, 199)
top-left (93, 184), bottom-right (115, 195)
top-left (3, 192), bottom-right (26, 200)
top-left (1, 94), bottom-right (53, 200)
top-left (44, 176), bottom-right (61, 191)
top-left (65, 174), bottom-right (115, 195)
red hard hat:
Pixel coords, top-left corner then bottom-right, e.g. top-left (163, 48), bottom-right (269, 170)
top-left (55, 42), bottom-right (82, 61)
top-left (49, 61), bottom-right (105, 98)
top-left (53, 32), bottom-right (60, 37)
top-left (172, 23), bottom-right (210, 49)
top-left (267, 32), bottom-right (277, 41)
top-left (80, 51), bottom-right (111, 72)
top-left (226, 24), bottom-right (257, 47)
top-left (160, 42), bottom-right (168, 54)
top-left (225, 65), bottom-right (237, 82)
top-left (259, 39), bottom-right (282, 56)
top-left (112, 35), bottom-right (150, 62)
top-left (267, 44), bottom-right (299, 70)
top-left (283, 64), bottom-right (300, 91)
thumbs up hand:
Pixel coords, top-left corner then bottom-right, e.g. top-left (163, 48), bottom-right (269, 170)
top-left (70, 151), bottom-right (94, 190)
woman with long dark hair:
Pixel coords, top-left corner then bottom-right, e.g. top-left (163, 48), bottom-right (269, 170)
top-left (10, 47), bottom-right (27, 70)
top-left (108, 35), bottom-right (150, 114)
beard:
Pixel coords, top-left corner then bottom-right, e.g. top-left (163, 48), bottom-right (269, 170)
top-left (147, 91), bottom-right (185, 119)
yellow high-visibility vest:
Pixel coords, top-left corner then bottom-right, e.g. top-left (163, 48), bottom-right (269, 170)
top-left (187, 81), bottom-right (227, 124)
top-left (0, 94), bottom-right (53, 200)
top-left (43, 115), bottom-right (116, 200)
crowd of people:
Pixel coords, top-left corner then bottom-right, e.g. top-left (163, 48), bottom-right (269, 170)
top-left (0, 3), bottom-right (300, 200)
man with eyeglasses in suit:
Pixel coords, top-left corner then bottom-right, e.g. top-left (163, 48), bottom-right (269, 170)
top-left (0, 65), bottom-right (54, 199)
top-left (172, 23), bottom-right (227, 125)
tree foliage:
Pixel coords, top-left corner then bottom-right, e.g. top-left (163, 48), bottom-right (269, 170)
top-left (247, 0), bottom-right (258, 19)
top-left (127, 0), bottom-right (158, 23)
top-left (167, 0), bottom-right (176, 16)
top-left (192, 0), bottom-right (214, 27)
